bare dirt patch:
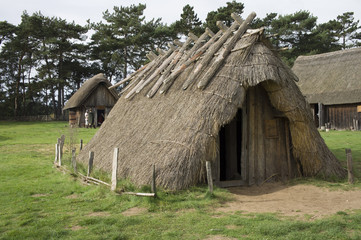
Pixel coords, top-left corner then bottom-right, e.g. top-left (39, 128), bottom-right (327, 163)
top-left (71, 225), bottom-right (84, 231)
top-left (65, 194), bottom-right (78, 199)
top-left (87, 212), bottom-right (110, 217)
top-left (215, 183), bottom-right (361, 219)
top-left (122, 207), bottom-right (147, 217)
top-left (31, 193), bottom-right (48, 197)
top-left (203, 235), bottom-right (238, 240)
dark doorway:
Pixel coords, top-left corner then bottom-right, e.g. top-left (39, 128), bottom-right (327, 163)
top-left (313, 104), bottom-right (319, 128)
top-left (219, 109), bottom-right (242, 181)
top-left (97, 109), bottom-right (105, 126)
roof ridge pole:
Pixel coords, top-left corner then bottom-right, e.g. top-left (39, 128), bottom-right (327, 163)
top-left (134, 36), bottom-right (195, 96)
top-left (134, 50), bottom-right (179, 94)
top-left (149, 51), bottom-right (158, 59)
top-left (197, 12), bottom-right (256, 90)
top-left (159, 28), bottom-right (222, 94)
top-left (125, 48), bottom-right (175, 99)
top-left (110, 50), bottom-right (159, 90)
top-left (178, 31), bottom-right (210, 66)
top-left (180, 17), bottom-right (242, 91)
top-left (147, 34), bottom-right (201, 98)
top-left (149, 31), bottom-right (211, 97)
top-left (109, 64), bottom-right (148, 90)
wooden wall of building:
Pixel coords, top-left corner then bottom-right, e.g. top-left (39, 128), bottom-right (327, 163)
top-left (214, 85), bottom-right (297, 187)
top-left (83, 84), bottom-right (118, 108)
top-left (68, 84), bottom-right (118, 127)
top-left (326, 104), bottom-right (360, 130)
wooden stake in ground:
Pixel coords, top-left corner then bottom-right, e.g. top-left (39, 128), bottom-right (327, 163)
top-left (71, 148), bottom-right (77, 172)
top-left (80, 139), bottom-right (83, 151)
top-left (151, 164), bottom-right (156, 196)
top-left (206, 161), bottom-right (214, 194)
top-left (87, 151), bottom-right (94, 177)
top-left (345, 149), bottom-right (354, 184)
top-left (111, 148), bottom-right (119, 191)
top-left (54, 143), bottom-right (59, 164)
top-left (58, 135), bottom-right (65, 166)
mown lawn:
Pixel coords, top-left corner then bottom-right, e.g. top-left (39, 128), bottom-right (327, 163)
top-left (0, 121), bottom-right (360, 240)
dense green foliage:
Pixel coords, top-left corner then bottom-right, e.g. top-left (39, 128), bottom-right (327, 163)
top-left (0, 121), bottom-right (360, 239)
top-left (1, 2), bottom-right (360, 118)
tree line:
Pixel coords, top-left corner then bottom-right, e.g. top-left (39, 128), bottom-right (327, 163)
top-left (1, 1), bottom-right (360, 119)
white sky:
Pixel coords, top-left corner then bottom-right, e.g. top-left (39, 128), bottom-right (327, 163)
top-left (1, 0), bottom-right (361, 26)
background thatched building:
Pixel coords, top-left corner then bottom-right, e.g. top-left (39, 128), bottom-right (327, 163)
top-left (63, 73), bottom-right (118, 127)
top-left (292, 48), bottom-right (361, 130)
top-left (78, 13), bottom-right (345, 190)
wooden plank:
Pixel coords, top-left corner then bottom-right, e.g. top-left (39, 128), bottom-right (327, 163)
top-left (123, 192), bottom-right (155, 197)
top-left (87, 151), bottom-right (94, 177)
top-left (357, 105), bottom-right (361, 113)
top-left (248, 88), bottom-right (256, 185)
top-left (256, 88), bottom-right (265, 185)
top-left (87, 176), bottom-right (111, 187)
top-left (111, 148), bottom-right (119, 191)
top-left (284, 120), bottom-right (292, 178)
top-left (206, 161), bottom-right (214, 193)
top-left (346, 149), bottom-right (354, 184)
top-left (241, 100), bottom-right (248, 183)
top-left (318, 103), bottom-right (324, 128)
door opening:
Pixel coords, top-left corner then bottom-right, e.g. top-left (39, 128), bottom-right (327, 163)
top-left (97, 109), bottom-right (105, 126)
top-left (219, 109), bottom-right (242, 181)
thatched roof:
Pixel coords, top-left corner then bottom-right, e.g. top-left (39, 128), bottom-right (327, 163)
top-left (63, 73), bottom-right (118, 110)
top-left (292, 47), bottom-right (361, 105)
top-left (78, 13), bottom-right (345, 190)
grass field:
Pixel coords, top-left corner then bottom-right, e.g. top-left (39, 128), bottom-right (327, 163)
top-left (0, 121), bottom-right (360, 240)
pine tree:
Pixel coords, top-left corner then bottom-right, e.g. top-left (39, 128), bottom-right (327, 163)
top-left (173, 4), bottom-right (203, 36)
top-left (204, 1), bottom-right (244, 33)
top-left (336, 12), bottom-right (360, 49)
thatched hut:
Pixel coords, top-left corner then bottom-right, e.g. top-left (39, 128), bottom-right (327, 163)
top-left (292, 48), bottom-right (361, 130)
top-left (78, 13), bottom-right (346, 190)
top-left (63, 73), bottom-right (119, 127)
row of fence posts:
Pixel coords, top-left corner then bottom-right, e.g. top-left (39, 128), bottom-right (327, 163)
top-left (54, 136), bottom-right (355, 196)
top-left (54, 137), bottom-right (157, 197)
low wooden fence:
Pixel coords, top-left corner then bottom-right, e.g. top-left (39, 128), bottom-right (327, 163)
top-left (54, 135), bottom-right (156, 197)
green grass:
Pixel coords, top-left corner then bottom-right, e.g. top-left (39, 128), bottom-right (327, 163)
top-left (0, 122), bottom-right (360, 239)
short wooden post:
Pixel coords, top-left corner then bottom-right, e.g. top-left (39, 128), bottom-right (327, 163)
top-left (345, 149), bottom-right (354, 184)
top-left (206, 161), bottom-right (213, 194)
top-left (54, 143), bottom-right (59, 164)
top-left (151, 164), bottom-right (156, 196)
top-left (111, 148), bottom-right (119, 191)
top-left (80, 139), bottom-right (83, 151)
top-left (59, 135), bottom-right (65, 166)
top-left (71, 148), bottom-right (77, 172)
top-left (87, 151), bottom-right (94, 177)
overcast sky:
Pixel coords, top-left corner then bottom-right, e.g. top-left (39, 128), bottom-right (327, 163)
top-left (1, 0), bottom-right (360, 26)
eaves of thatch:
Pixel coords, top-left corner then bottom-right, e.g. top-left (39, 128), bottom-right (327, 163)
top-left (78, 13), bottom-right (345, 190)
top-left (63, 73), bottom-right (119, 110)
top-left (292, 47), bottom-right (361, 105)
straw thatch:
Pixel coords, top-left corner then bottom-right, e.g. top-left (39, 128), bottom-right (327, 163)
top-left (78, 13), bottom-right (346, 190)
top-left (63, 73), bottom-right (118, 110)
top-left (292, 47), bottom-right (361, 105)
